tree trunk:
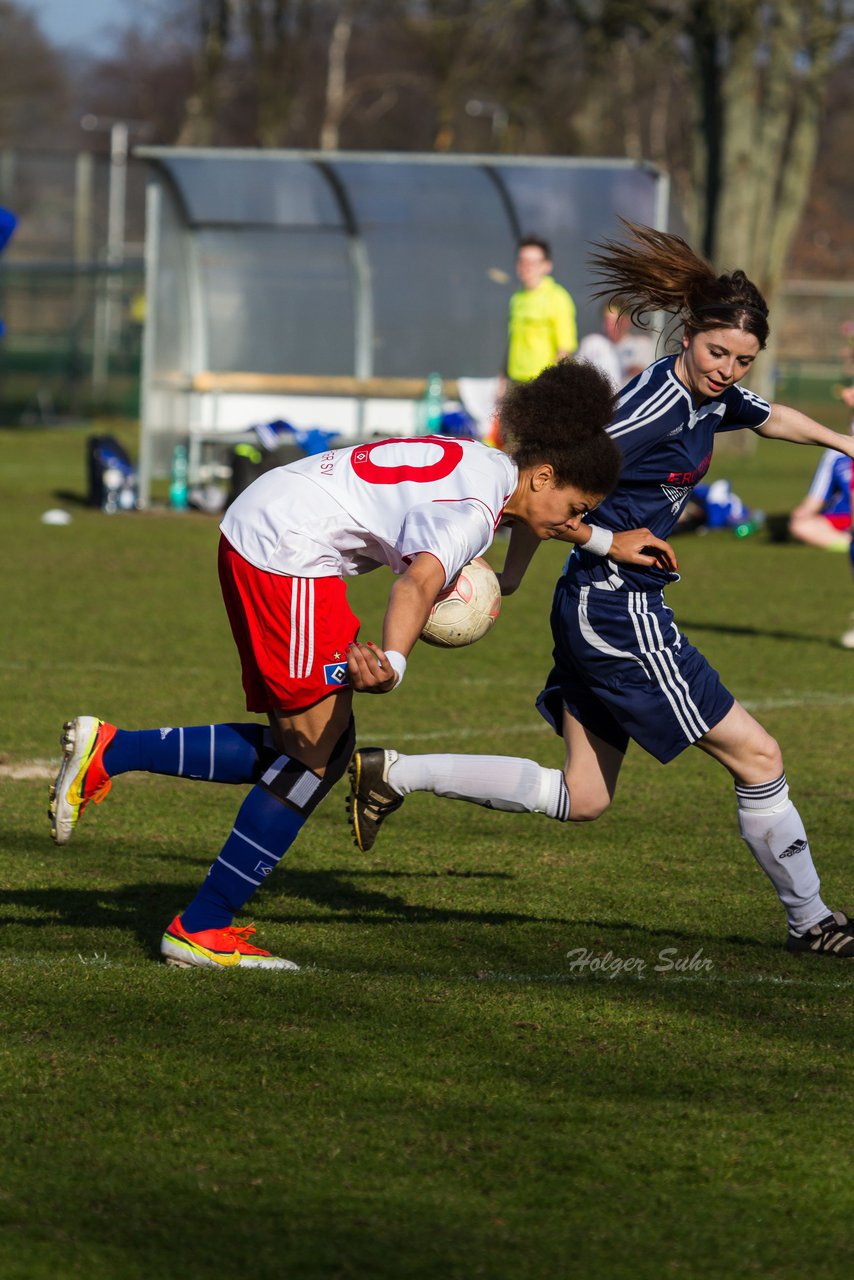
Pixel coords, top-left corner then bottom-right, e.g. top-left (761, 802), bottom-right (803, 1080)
top-left (320, 8), bottom-right (353, 150)
top-left (245, 0), bottom-right (312, 148)
top-left (687, 0), bottom-right (843, 399)
top-left (178, 0), bottom-right (232, 146)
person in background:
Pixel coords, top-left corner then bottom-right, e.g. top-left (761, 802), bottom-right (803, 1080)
top-left (614, 317), bottom-right (655, 382)
top-left (788, 428), bottom-right (852, 552)
top-left (576, 303), bottom-right (624, 389)
top-left (578, 302), bottom-right (657, 391)
top-left (502, 237), bottom-right (577, 388)
top-left (0, 207), bottom-right (17, 337)
top-left (837, 383), bottom-right (854, 648)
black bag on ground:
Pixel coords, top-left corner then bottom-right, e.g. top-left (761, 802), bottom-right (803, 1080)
top-left (227, 441), bottom-right (305, 507)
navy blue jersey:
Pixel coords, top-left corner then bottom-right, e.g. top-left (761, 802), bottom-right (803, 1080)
top-left (572, 355), bottom-right (771, 590)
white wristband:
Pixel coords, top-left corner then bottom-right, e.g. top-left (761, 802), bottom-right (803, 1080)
top-left (585, 525), bottom-right (614, 557)
top-left (385, 650), bottom-right (407, 688)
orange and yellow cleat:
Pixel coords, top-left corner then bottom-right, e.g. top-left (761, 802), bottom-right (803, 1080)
top-left (49, 716), bottom-right (116, 845)
top-left (160, 916), bottom-right (300, 970)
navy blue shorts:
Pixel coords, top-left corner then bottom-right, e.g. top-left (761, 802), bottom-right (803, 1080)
top-left (536, 574), bottom-right (734, 764)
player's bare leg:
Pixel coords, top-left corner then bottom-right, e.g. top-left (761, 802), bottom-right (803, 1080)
top-left (268, 689), bottom-right (355, 774)
top-left (560, 707), bottom-right (624, 821)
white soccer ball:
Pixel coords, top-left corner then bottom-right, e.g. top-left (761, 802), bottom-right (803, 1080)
top-left (420, 556), bottom-right (502, 648)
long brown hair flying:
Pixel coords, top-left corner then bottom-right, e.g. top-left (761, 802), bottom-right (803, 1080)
top-left (588, 220), bottom-right (770, 349)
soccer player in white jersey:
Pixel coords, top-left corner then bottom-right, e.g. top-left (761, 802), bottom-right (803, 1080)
top-left (349, 222), bottom-right (854, 959)
top-left (48, 358), bottom-right (677, 969)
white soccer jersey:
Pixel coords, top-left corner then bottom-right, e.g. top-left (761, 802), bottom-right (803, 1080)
top-left (577, 333), bottom-right (623, 390)
top-left (221, 436), bottom-right (518, 587)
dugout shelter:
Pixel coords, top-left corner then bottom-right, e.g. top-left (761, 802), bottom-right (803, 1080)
top-left (136, 147), bottom-right (668, 505)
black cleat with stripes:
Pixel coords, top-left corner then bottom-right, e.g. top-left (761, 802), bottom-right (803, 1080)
top-left (786, 911), bottom-right (854, 957)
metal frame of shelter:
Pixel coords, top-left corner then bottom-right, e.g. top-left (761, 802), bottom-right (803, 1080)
top-left (136, 147), bottom-right (669, 506)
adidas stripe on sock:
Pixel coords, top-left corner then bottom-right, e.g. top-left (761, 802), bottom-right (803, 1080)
top-left (736, 773), bottom-right (828, 933)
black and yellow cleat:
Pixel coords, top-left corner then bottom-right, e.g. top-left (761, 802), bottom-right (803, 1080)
top-left (346, 747), bottom-right (404, 852)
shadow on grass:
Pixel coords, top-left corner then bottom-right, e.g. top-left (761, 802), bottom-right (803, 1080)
top-left (680, 617), bottom-right (840, 647)
top-left (52, 488), bottom-right (90, 507)
top-left (0, 860), bottom-right (770, 961)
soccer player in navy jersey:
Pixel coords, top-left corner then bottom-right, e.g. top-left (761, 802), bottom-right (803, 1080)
top-left (349, 222), bottom-right (854, 959)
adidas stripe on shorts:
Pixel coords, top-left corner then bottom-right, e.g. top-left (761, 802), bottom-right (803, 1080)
top-left (536, 575), bottom-right (734, 764)
top-left (218, 536), bottom-right (359, 714)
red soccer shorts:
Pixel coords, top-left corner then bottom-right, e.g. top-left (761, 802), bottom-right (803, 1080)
top-left (823, 512), bottom-right (852, 532)
top-left (218, 536), bottom-right (360, 714)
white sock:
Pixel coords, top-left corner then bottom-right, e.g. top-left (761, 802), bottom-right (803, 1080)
top-left (736, 774), bottom-right (829, 932)
top-left (387, 753), bottom-right (570, 820)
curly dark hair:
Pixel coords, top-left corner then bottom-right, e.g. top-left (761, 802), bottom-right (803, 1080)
top-left (500, 358), bottom-right (622, 497)
top-left (588, 220), bottom-right (770, 349)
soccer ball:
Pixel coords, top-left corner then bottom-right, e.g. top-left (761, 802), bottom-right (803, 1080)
top-left (420, 557), bottom-right (501, 648)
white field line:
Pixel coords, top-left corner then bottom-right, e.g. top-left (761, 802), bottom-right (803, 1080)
top-left (1, 761), bottom-right (58, 780)
top-left (0, 953), bottom-right (852, 990)
top-left (3, 690), bottom-right (854, 773)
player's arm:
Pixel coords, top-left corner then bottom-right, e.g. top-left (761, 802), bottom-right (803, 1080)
top-left (556, 523), bottom-right (679, 571)
top-left (495, 521), bottom-right (541, 595)
top-left (347, 552), bottom-right (446, 695)
top-left (758, 404), bottom-right (854, 458)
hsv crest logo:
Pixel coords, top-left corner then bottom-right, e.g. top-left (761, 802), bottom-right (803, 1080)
top-left (324, 661), bottom-right (350, 686)
top-left (255, 862), bottom-right (274, 877)
top-left (661, 484), bottom-right (691, 514)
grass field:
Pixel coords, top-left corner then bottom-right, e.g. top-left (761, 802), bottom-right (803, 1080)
top-left (2, 418), bottom-right (853, 1280)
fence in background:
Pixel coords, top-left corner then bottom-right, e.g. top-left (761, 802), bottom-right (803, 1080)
top-left (0, 144), bottom-right (147, 420)
top-left (0, 146), bottom-right (851, 425)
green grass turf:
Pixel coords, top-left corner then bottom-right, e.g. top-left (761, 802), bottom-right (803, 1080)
top-left (2, 421), bottom-right (853, 1279)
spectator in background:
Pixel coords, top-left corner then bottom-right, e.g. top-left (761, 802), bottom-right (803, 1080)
top-left (503, 237), bottom-right (577, 387)
top-left (577, 303), bottom-right (624, 388)
top-left (837, 383), bottom-right (854, 649)
top-left (0, 207), bottom-right (17, 337)
top-left (788, 430), bottom-right (852, 552)
top-left (614, 317), bottom-right (655, 382)
top-left (0, 207), bottom-right (16, 254)
top-left (578, 302), bottom-right (657, 391)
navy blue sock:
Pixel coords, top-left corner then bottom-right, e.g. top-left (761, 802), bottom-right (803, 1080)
top-left (105, 723), bottom-right (271, 784)
top-left (179, 783), bottom-right (306, 932)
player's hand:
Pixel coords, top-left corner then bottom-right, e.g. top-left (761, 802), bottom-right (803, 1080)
top-left (610, 528), bottom-right (679, 572)
top-left (347, 641), bottom-right (399, 694)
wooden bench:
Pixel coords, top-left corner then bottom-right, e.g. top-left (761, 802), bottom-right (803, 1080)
top-left (156, 373), bottom-right (461, 484)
